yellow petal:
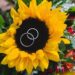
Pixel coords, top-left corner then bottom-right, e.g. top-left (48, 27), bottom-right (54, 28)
top-left (36, 50), bottom-right (44, 59)
top-left (0, 33), bottom-right (7, 39)
top-left (46, 51), bottom-right (60, 62)
top-left (7, 48), bottom-right (19, 61)
top-left (18, 0), bottom-right (29, 20)
top-left (1, 57), bottom-right (8, 65)
top-left (29, 53), bottom-right (36, 61)
top-left (37, 0), bottom-right (52, 21)
top-left (48, 8), bottom-right (67, 38)
top-left (0, 33), bottom-right (8, 43)
top-left (18, 0), bottom-right (29, 13)
top-left (39, 63), bottom-right (45, 72)
top-left (10, 8), bottom-right (22, 25)
top-left (0, 47), bottom-right (6, 53)
top-left (29, 0), bottom-right (37, 17)
top-left (40, 57), bottom-right (49, 69)
top-left (7, 26), bottom-right (16, 36)
top-left (20, 51), bottom-right (28, 58)
top-left (44, 39), bottom-right (59, 51)
top-left (33, 59), bottom-right (39, 69)
top-left (18, 9), bottom-right (29, 20)
top-left (16, 59), bottom-right (26, 71)
top-left (51, 7), bottom-right (67, 22)
top-left (61, 38), bottom-right (70, 44)
top-left (0, 37), bottom-right (15, 47)
top-left (25, 58), bottom-right (33, 74)
top-left (4, 46), bottom-right (16, 54)
top-left (8, 60), bottom-right (16, 68)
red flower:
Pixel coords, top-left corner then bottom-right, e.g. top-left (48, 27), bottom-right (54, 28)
top-left (67, 27), bottom-right (73, 34)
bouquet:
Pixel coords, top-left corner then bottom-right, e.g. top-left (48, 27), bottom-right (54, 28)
top-left (0, 0), bottom-right (75, 75)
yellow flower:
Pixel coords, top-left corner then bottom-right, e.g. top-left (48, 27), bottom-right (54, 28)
top-left (0, 0), bottom-right (70, 74)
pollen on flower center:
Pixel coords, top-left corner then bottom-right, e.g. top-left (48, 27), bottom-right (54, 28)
top-left (15, 18), bottom-right (49, 53)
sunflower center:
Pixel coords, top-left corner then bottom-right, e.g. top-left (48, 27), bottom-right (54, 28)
top-left (15, 18), bottom-right (49, 53)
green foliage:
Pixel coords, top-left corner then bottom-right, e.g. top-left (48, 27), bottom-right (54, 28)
top-left (23, 0), bottom-right (30, 6)
top-left (68, 6), bottom-right (75, 12)
top-left (0, 15), bottom-right (5, 28)
top-left (51, 0), bottom-right (69, 7)
top-left (64, 58), bottom-right (73, 63)
top-left (36, 0), bottom-right (43, 5)
top-left (23, 0), bottom-right (43, 6)
top-left (0, 15), bottom-right (5, 33)
top-left (59, 41), bottom-right (72, 60)
top-left (59, 41), bottom-right (66, 53)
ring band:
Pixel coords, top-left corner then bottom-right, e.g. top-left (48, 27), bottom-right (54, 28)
top-left (20, 33), bottom-right (34, 47)
top-left (27, 28), bottom-right (39, 40)
top-left (20, 28), bottom-right (39, 48)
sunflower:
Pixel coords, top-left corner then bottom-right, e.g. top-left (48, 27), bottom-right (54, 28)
top-left (0, 0), bottom-right (70, 74)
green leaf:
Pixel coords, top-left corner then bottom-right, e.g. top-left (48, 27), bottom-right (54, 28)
top-left (52, 0), bottom-right (66, 7)
top-left (59, 42), bottom-right (66, 59)
top-left (0, 15), bottom-right (5, 30)
top-left (12, 69), bottom-right (17, 75)
top-left (23, 0), bottom-right (43, 6)
top-left (64, 58), bottom-right (73, 63)
top-left (23, 0), bottom-right (30, 6)
top-left (59, 41), bottom-right (66, 53)
top-left (68, 6), bottom-right (75, 13)
top-left (0, 15), bottom-right (5, 24)
top-left (36, 0), bottom-right (43, 5)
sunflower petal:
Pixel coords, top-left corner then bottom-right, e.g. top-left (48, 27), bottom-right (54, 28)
top-left (37, 0), bottom-right (52, 21)
top-left (16, 59), bottom-right (25, 71)
top-left (46, 51), bottom-right (60, 62)
top-left (18, 0), bottom-right (29, 12)
top-left (0, 37), bottom-right (15, 47)
top-left (7, 26), bottom-right (16, 36)
top-left (18, 0), bottom-right (29, 20)
top-left (29, 0), bottom-right (37, 17)
top-left (0, 47), bottom-right (6, 53)
top-left (44, 39), bottom-right (59, 51)
top-left (25, 58), bottom-right (33, 74)
top-left (7, 48), bottom-right (19, 61)
top-left (4, 46), bottom-right (16, 54)
top-left (8, 60), bottom-right (16, 68)
top-left (40, 57), bottom-right (49, 69)
top-left (0, 33), bottom-right (8, 43)
top-left (39, 63), bottom-right (45, 72)
top-left (1, 57), bottom-right (8, 65)
top-left (33, 59), bottom-right (39, 69)
top-left (10, 7), bottom-right (18, 20)
top-left (61, 38), bottom-right (70, 44)
top-left (36, 50), bottom-right (44, 59)
top-left (20, 51), bottom-right (28, 58)
top-left (10, 8), bottom-right (22, 25)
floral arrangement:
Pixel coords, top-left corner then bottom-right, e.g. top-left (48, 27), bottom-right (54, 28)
top-left (0, 0), bottom-right (75, 75)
